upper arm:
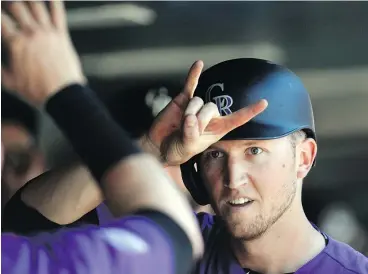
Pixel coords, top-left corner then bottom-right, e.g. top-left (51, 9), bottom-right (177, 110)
top-left (2, 213), bottom-right (194, 274)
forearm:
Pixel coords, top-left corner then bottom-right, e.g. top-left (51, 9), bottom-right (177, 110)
top-left (15, 133), bottom-right (185, 226)
top-left (21, 163), bottom-right (102, 224)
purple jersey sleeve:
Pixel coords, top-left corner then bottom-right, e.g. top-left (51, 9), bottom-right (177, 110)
top-left (97, 202), bottom-right (115, 225)
top-left (2, 216), bottom-right (176, 274)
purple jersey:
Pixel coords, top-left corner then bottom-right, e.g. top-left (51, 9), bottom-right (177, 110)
top-left (2, 216), bottom-right (176, 274)
top-left (97, 202), bottom-right (115, 225)
top-left (195, 212), bottom-right (368, 274)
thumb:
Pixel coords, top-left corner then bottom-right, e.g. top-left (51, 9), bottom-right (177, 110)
top-left (182, 114), bottom-right (200, 145)
top-left (1, 66), bottom-right (15, 91)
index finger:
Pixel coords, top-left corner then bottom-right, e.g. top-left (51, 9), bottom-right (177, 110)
top-left (222, 99), bottom-right (268, 132)
top-left (183, 60), bottom-right (204, 99)
top-left (49, 0), bottom-right (68, 32)
top-left (170, 60), bottom-right (204, 110)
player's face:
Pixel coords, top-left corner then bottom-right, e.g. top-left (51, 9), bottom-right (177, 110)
top-left (200, 137), bottom-right (302, 240)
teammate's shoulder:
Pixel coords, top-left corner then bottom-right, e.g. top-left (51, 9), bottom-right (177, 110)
top-left (195, 212), bottom-right (217, 228)
top-left (195, 211), bottom-right (223, 241)
top-left (324, 237), bottom-right (368, 274)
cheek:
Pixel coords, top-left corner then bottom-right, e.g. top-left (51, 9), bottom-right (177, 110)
top-left (251, 158), bottom-right (294, 198)
top-left (201, 164), bottom-right (224, 201)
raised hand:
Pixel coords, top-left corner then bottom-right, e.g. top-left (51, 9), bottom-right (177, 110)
top-left (1, 1), bottom-right (85, 106)
top-left (144, 61), bottom-right (268, 166)
top-left (142, 61), bottom-right (204, 159)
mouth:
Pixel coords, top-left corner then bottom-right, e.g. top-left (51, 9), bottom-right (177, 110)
top-left (227, 197), bottom-right (254, 207)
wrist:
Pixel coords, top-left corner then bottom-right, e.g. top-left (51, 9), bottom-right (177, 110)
top-left (46, 84), bottom-right (141, 182)
top-left (40, 76), bottom-right (87, 107)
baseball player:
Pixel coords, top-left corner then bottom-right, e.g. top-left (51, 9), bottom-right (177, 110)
top-left (146, 58), bottom-right (368, 273)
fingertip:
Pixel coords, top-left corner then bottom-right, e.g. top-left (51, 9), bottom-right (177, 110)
top-left (189, 60), bottom-right (204, 74)
top-left (194, 60), bottom-right (204, 68)
top-left (252, 99), bottom-right (268, 113)
top-left (260, 99), bottom-right (268, 108)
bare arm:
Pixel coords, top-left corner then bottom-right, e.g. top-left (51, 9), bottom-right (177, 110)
top-left (13, 135), bottom-right (188, 226)
top-left (21, 163), bottom-right (102, 225)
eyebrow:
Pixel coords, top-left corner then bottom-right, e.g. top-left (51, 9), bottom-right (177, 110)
top-left (207, 141), bottom-right (262, 151)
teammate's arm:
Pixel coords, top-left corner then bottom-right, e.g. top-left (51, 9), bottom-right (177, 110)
top-left (2, 211), bottom-right (190, 274)
top-left (2, 148), bottom-right (188, 230)
top-left (2, 163), bottom-right (101, 234)
top-left (2, 84), bottom-right (203, 273)
top-left (21, 163), bottom-right (100, 225)
top-left (1, 0), bottom-right (203, 270)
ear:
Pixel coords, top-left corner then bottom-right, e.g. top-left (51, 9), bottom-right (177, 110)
top-left (296, 138), bottom-right (317, 179)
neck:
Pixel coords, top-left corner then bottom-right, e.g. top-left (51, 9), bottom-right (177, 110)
top-left (230, 197), bottom-right (326, 274)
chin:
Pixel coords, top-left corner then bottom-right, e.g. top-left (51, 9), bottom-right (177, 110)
top-left (225, 215), bottom-right (269, 241)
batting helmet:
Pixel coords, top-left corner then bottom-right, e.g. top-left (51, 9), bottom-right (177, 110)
top-left (180, 58), bottom-right (316, 205)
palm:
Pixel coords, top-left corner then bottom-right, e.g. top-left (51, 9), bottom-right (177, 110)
top-left (1, 2), bottom-right (83, 106)
top-left (148, 93), bottom-right (190, 147)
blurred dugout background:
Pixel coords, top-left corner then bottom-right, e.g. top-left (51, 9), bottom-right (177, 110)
top-left (2, 1), bottom-right (368, 255)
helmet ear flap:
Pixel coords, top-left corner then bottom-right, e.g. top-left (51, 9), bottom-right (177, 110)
top-left (180, 156), bottom-right (210, 206)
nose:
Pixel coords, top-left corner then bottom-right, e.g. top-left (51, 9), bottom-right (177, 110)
top-left (224, 157), bottom-right (249, 189)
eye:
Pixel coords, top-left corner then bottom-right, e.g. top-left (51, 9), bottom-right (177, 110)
top-left (247, 147), bottom-right (263, 155)
top-left (208, 150), bottom-right (224, 159)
